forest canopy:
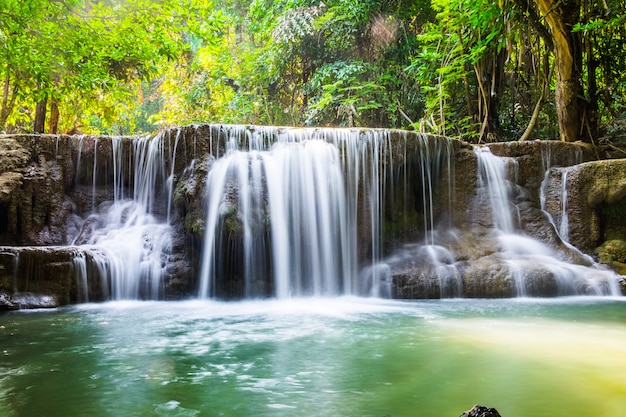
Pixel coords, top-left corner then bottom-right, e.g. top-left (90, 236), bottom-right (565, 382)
top-left (1, 0), bottom-right (625, 143)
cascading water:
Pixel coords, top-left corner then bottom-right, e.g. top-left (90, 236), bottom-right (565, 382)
top-left (197, 127), bottom-right (413, 299)
top-left (199, 140), bottom-right (354, 298)
top-left (22, 124), bottom-right (620, 303)
top-left (538, 143), bottom-right (582, 244)
top-left (193, 126), bottom-right (457, 299)
top-left (71, 133), bottom-right (175, 300)
top-left (474, 146), bottom-right (621, 296)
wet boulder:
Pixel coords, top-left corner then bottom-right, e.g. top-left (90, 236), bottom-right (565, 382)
top-left (596, 239), bottom-right (626, 275)
top-left (0, 291), bottom-right (17, 312)
top-left (11, 293), bottom-right (60, 309)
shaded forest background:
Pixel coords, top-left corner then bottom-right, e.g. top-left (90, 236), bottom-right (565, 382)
top-left (1, 0), bottom-right (625, 143)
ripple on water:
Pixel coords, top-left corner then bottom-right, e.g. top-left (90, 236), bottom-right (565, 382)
top-left (154, 401), bottom-right (199, 417)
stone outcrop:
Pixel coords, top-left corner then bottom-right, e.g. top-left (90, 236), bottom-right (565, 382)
top-left (0, 246), bottom-right (97, 305)
top-left (487, 140), bottom-right (592, 204)
top-left (0, 137), bottom-right (31, 244)
top-left (0, 291), bottom-right (17, 311)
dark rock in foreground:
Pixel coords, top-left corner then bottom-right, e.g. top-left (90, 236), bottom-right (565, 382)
top-left (460, 404), bottom-right (502, 417)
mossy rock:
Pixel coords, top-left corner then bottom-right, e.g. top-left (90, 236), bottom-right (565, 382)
top-left (596, 239), bottom-right (626, 263)
top-left (596, 239), bottom-right (626, 274)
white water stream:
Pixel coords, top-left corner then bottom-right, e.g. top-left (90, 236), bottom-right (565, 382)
top-left (71, 133), bottom-right (175, 300)
top-left (474, 146), bottom-right (620, 296)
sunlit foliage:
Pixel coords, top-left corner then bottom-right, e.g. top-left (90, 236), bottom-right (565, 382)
top-left (1, 0), bottom-right (625, 141)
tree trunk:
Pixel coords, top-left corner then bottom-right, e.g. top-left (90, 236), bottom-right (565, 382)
top-left (519, 47), bottom-right (551, 141)
top-left (34, 96), bottom-right (47, 133)
top-left (582, 0), bottom-right (598, 141)
top-left (49, 98), bottom-right (59, 134)
top-left (534, 0), bottom-right (586, 142)
top-left (0, 71), bottom-right (18, 129)
top-left (473, 48), bottom-right (506, 142)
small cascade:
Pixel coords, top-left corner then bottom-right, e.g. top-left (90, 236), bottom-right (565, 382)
top-left (91, 138), bottom-right (98, 212)
top-left (538, 142), bottom-right (583, 244)
top-left (474, 147), bottom-right (621, 296)
top-left (557, 170), bottom-right (570, 241)
top-left (474, 146), bottom-right (518, 232)
top-left (540, 168), bottom-right (571, 242)
top-left (71, 250), bottom-right (89, 303)
top-left (71, 133), bottom-right (174, 300)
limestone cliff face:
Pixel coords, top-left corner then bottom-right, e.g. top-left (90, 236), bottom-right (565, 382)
top-left (0, 135), bottom-right (83, 245)
top-left (0, 137), bottom-right (31, 243)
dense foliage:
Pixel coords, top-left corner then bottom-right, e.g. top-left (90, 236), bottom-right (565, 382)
top-left (1, 0), bottom-right (625, 142)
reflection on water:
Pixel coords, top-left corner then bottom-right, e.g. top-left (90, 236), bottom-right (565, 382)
top-left (1, 297), bottom-right (626, 417)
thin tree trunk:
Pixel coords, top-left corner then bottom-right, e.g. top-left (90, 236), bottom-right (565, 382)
top-left (519, 47), bottom-right (551, 141)
top-left (518, 90), bottom-right (545, 141)
top-left (0, 71), bottom-right (17, 128)
top-left (49, 98), bottom-right (59, 134)
top-left (582, 0), bottom-right (598, 139)
top-left (1, 72), bottom-right (9, 124)
top-left (34, 96), bottom-right (47, 133)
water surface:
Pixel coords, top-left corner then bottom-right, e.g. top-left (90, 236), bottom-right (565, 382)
top-left (2, 297), bottom-right (625, 417)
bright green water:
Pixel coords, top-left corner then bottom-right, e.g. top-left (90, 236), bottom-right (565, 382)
top-left (1, 297), bottom-right (626, 417)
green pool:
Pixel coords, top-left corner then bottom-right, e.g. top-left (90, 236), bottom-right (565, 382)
top-left (2, 297), bottom-right (625, 417)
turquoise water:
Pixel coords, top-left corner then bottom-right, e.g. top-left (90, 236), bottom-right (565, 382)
top-left (2, 297), bottom-right (626, 417)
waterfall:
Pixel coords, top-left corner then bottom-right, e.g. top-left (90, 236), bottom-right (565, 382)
top-left (474, 146), bottom-right (621, 296)
top-left (195, 126), bottom-right (452, 299)
top-left (198, 128), bottom-right (380, 299)
top-left (199, 140), bottom-right (353, 298)
top-left (71, 133), bottom-right (174, 300)
top-left (18, 124), bottom-right (618, 304)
